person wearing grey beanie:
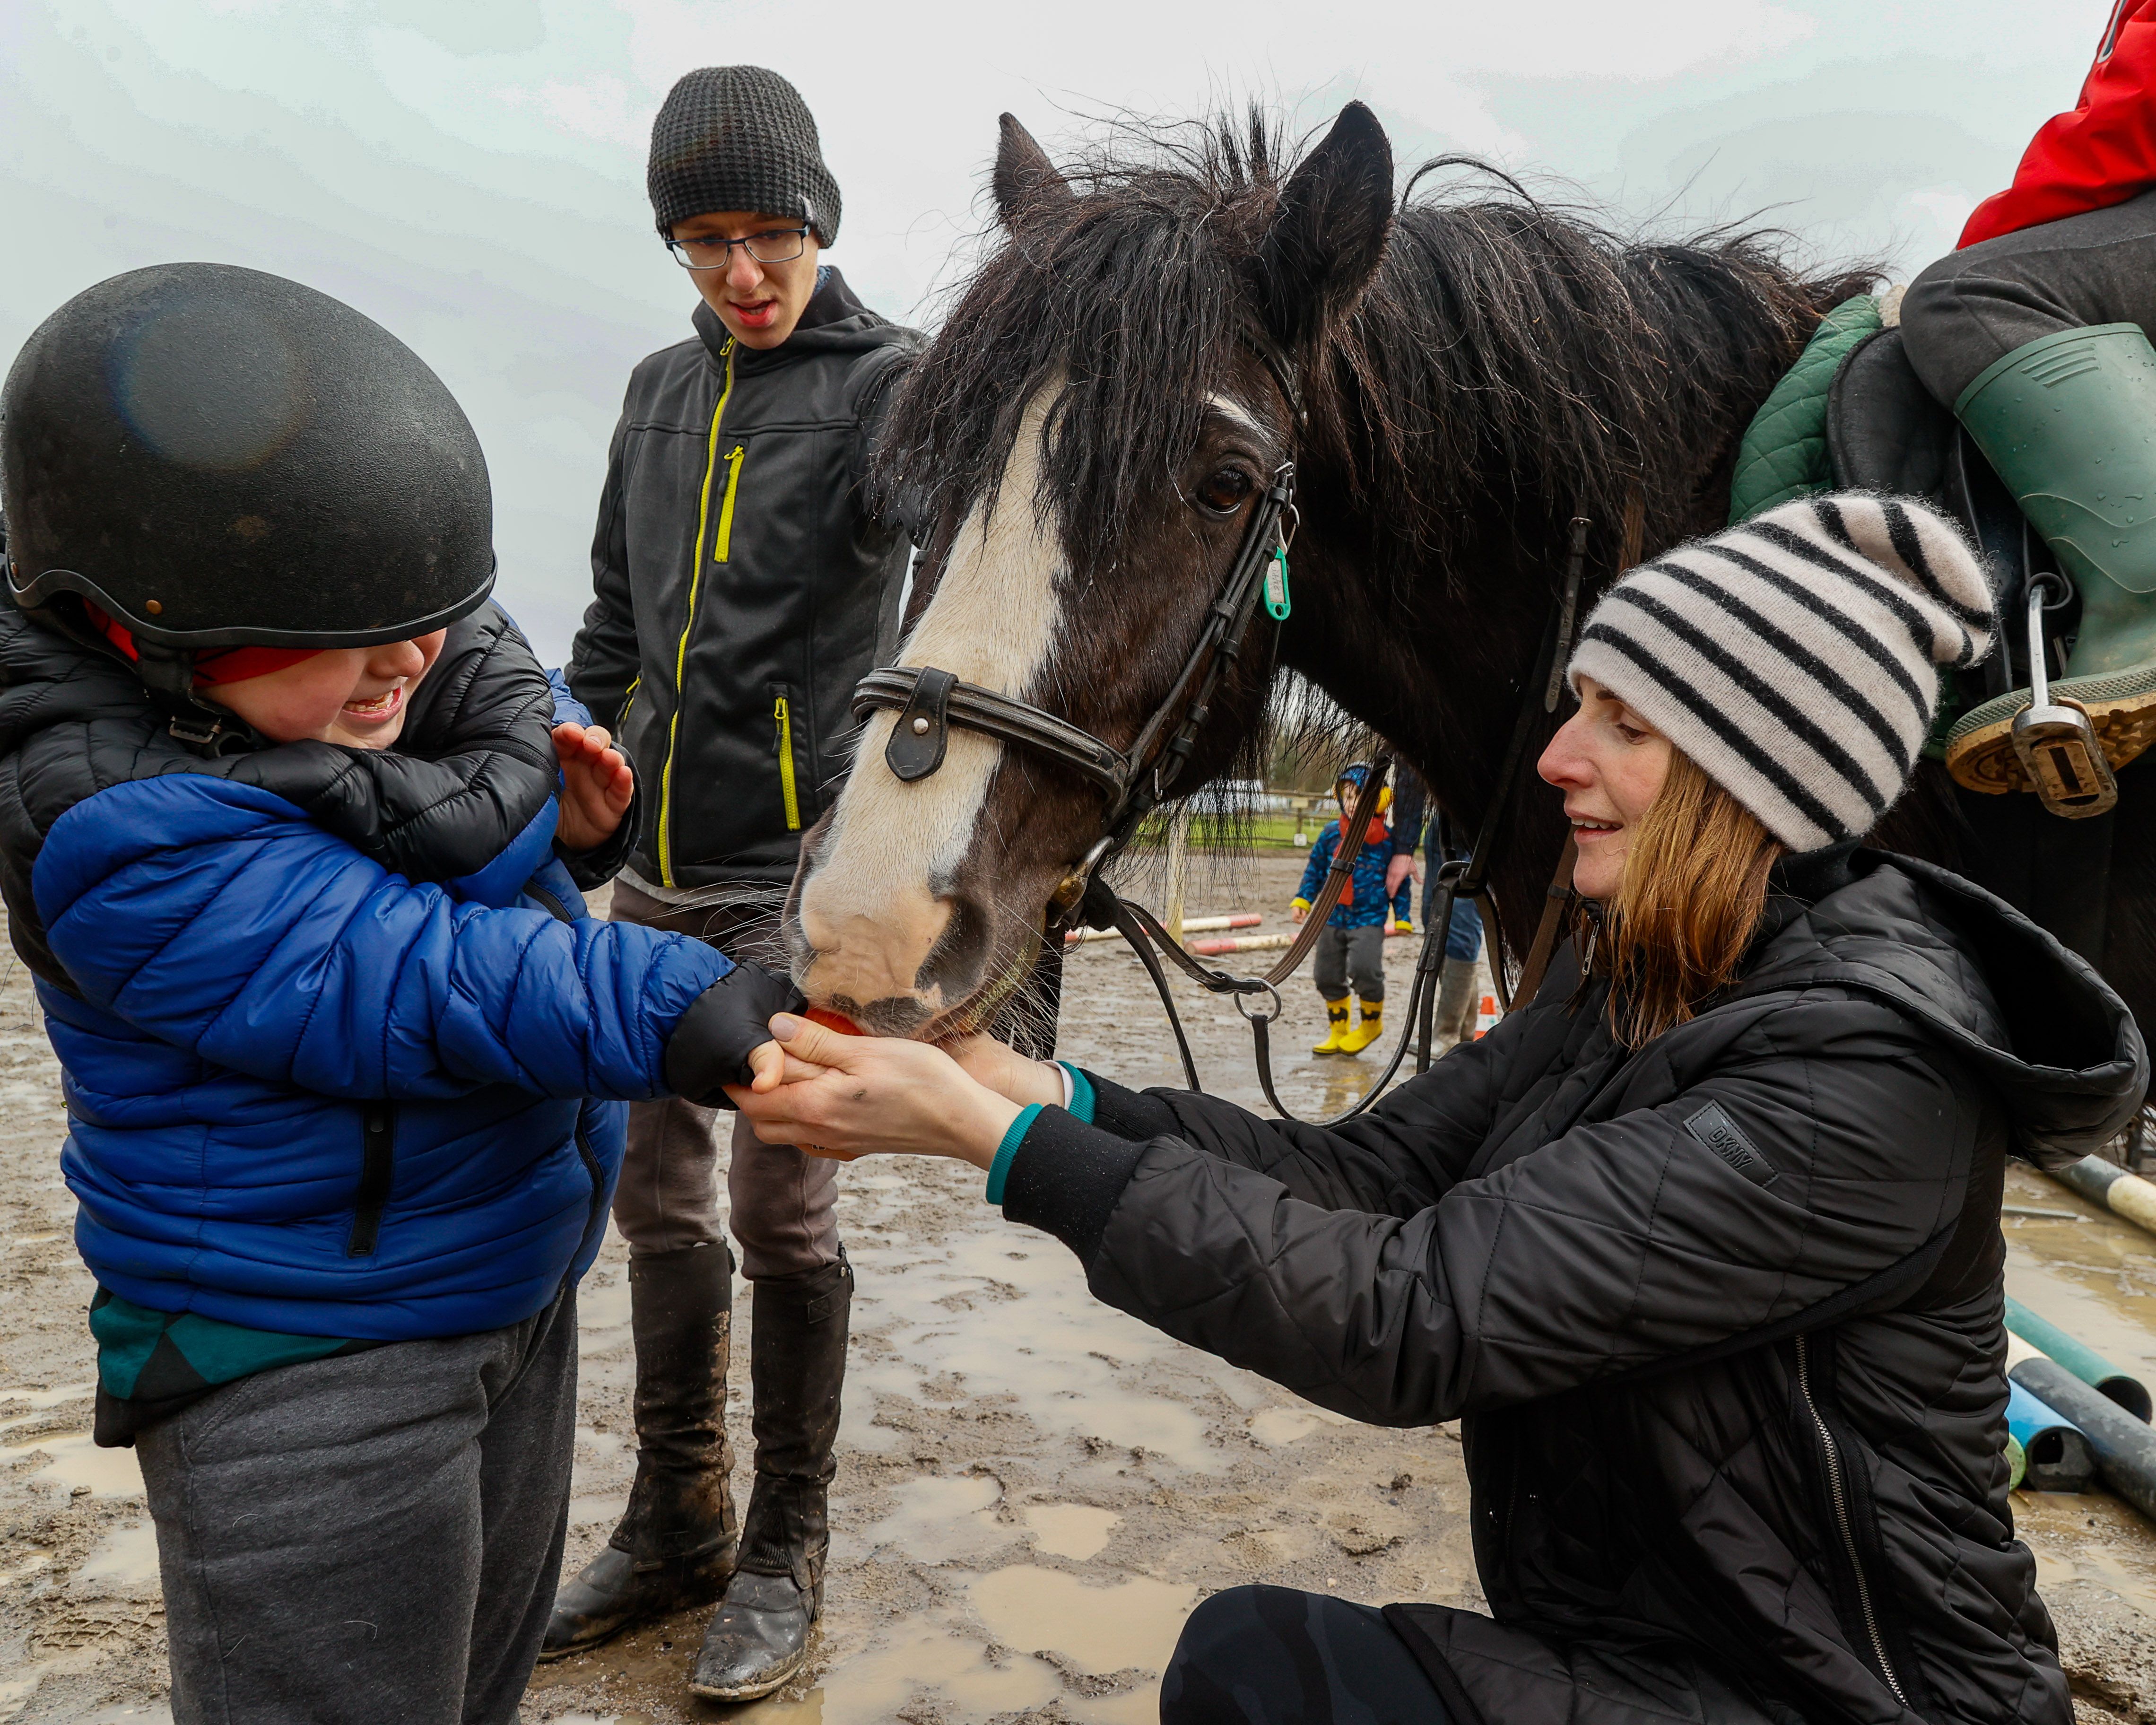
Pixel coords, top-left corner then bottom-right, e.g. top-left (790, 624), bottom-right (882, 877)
top-left (714, 489), bottom-right (2142, 1725)
top-left (649, 65), bottom-right (843, 348)
top-left (553, 64), bottom-right (920, 1700)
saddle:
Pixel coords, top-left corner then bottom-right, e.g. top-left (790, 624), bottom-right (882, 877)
top-left (1780, 312), bottom-right (2127, 816)
top-left (1826, 321), bottom-right (2027, 711)
top-left (1818, 318), bottom-right (2119, 961)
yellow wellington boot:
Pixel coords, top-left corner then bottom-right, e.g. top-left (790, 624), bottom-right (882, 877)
top-left (1311, 999), bottom-right (1351, 1056)
top-left (1338, 999), bottom-right (1384, 1056)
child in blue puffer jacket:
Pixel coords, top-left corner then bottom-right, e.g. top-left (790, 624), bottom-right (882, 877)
top-left (0, 264), bottom-right (796, 1725)
top-left (1290, 764), bottom-right (1407, 1056)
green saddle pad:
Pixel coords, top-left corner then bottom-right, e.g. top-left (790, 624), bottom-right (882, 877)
top-left (1727, 294), bottom-right (1885, 525)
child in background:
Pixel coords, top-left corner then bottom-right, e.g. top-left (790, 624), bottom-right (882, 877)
top-left (1291, 763), bottom-right (1396, 1055)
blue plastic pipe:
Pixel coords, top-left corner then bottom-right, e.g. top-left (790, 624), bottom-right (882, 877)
top-left (2005, 1379), bottom-right (2095, 1491)
top-left (2012, 1357), bottom-right (2156, 1520)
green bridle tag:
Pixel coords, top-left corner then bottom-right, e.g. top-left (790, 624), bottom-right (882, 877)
top-left (1264, 542), bottom-right (1292, 621)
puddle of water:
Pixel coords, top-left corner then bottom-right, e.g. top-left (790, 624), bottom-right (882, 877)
top-left (1249, 1408), bottom-right (1318, 1446)
top-left (1069, 1693), bottom-right (1157, 1725)
top-left (2002, 1165), bottom-right (2156, 1385)
top-left (1247, 1404), bottom-right (1355, 1448)
top-left (861, 1472), bottom-right (1004, 1562)
top-left (80, 1707), bottom-right (173, 1724)
top-left (813, 1625), bottom-right (1058, 1725)
top-left (1, 1429), bottom-right (144, 1498)
top-left (0, 1673), bottom-right (44, 1725)
top-left (968, 1564), bottom-right (1197, 1675)
top-left (72, 1519), bottom-right (159, 1594)
top-left (1022, 1502), bottom-right (1119, 1560)
top-left (575, 1424), bottom-right (626, 1459)
top-left (2016, 1487), bottom-right (2156, 1618)
top-left (565, 1494), bottom-right (620, 1528)
top-left (0, 1550), bottom-right (51, 1586)
top-left (0, 1381), bottom-right (94, 1410)
top-left (727, 1692), bottom-right (824, 1724)
top-left (844, 1226), bottom-right (1234, 1471)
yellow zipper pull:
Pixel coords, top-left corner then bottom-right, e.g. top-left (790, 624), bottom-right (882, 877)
top-left (714, 444), bottom-right (747, 563)
top-left (773, 695), bottom-right (801, 831)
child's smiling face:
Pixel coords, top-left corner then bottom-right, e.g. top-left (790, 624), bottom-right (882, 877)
top-left (209, 632), bottom-right (447, 749)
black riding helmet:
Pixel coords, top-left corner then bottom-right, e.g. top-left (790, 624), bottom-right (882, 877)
top-left (1, 263), bottom-right (495, 683)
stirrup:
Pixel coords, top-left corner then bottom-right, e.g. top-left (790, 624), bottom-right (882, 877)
top-left (1945, 580), bottom-right (2147, 814)
top-left (1946, 669), bottom-right (2156, 795)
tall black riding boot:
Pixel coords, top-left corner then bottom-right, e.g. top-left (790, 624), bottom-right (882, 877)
top-left (690, 1254), bottom-right (851, 1702)
top-left (541, 1242), bottom-right (739, 1658)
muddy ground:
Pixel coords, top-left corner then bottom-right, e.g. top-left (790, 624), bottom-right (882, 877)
top-left (0, 851), bottom-right (2154, 1721)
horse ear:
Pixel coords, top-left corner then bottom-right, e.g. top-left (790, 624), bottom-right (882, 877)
top-left (993, 113), bottom-right (1073, 231)
top-left (1254, 102), bottom-right (1394, 351)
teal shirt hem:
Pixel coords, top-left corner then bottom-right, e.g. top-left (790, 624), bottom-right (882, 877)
top-left (91, 1287), bottom-right (356, 1401)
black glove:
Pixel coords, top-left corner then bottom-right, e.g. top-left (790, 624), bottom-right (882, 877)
top-left (663, 960), bottom-right (808, 1108)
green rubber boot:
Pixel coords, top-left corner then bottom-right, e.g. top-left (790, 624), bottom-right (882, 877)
top-left (1946, 324), bottom-right (2156, 794)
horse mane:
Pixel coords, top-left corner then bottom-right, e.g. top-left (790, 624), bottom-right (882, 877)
top-left (874, 111), bottom-right (1884, 916)
top-left (878, 108), bottom-right (1878, 589)
top-left (1332, 162), bottom-right (1878, 603)
top-left (878, 112), bottom-right (1289, 571)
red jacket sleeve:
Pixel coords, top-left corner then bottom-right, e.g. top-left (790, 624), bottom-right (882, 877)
top-left (1961, 2), bottom-right (2156, 247)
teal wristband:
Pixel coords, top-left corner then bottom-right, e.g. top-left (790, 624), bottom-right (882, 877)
top-left (984, 1104), bottom-right (1043, 1205)
top-left (1058, 1062), bottom-right (1096, 1124)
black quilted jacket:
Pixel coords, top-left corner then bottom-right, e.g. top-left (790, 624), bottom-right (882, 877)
top-left (1003, 848), bottom-right (2145, 1725)
top-left (0, 601), bottom-right (633, 992)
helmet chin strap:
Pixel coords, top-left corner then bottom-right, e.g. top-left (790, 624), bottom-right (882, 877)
top-left (131, 639), bottom-right (232, 753)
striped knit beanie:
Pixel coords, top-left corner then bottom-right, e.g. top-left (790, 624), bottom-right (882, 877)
top-left (1567, 494), bottom-right (1994, 851)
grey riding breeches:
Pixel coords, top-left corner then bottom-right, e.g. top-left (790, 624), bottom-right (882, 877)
top-left (1903, 188), bottom-right (2156, 406)
top-left (607, 878), bottom-right (840, 1279)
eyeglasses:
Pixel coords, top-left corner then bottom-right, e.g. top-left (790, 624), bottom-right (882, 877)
top-left (666, 227), bottom-right (813, 270)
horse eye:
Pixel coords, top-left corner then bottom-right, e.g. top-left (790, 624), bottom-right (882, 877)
top-left (1193, 467), bottom-right (1255, 515)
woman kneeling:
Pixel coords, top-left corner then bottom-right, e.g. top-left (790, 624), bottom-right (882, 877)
top-left (738, 496), bottom-right (2144, 1725)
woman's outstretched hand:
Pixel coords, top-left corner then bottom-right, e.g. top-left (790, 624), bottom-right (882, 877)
top-left (728, 1014), bottom-right (1022, 1168)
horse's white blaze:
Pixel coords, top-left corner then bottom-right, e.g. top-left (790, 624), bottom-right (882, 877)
top-left (1206, 391), bottom-right (1263, 436)
top-left (794, 384), bottom-right (1066, 1010)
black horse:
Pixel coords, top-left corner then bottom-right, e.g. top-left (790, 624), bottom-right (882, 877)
top-left (783, 101), bottom-right (2152, 1056)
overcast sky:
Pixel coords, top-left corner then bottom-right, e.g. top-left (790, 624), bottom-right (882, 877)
top-left (0, 0), bottom-right (2098, 662)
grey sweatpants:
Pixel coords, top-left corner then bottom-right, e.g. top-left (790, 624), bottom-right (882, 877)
top-left (136, 1289), bottom-right (577, 1725)
top-left (1313, 923), bottom-right (1386, 1002)
top-left (607, 879), bottom-right (839, 1277)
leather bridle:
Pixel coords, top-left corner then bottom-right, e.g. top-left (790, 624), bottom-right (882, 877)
top-left (850, 333), bottom-right (1613, 1124)
top-left (852, 332), bottom-right (1306, 923)
top-left (853, 461), bottom-right (1297, 920)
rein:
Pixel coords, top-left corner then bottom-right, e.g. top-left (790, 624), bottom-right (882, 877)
top-left (1099, 511), bottom-right (1592, 1124)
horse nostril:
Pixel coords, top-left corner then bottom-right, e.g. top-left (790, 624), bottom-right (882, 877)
top-left (913, 891), bottom-right (993, 1004)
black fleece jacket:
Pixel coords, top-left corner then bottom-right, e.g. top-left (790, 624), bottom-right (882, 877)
top-left (565, 269), bottom-right (917, 894)
top-left (1000, 849), bottom-right (2144, 1725)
